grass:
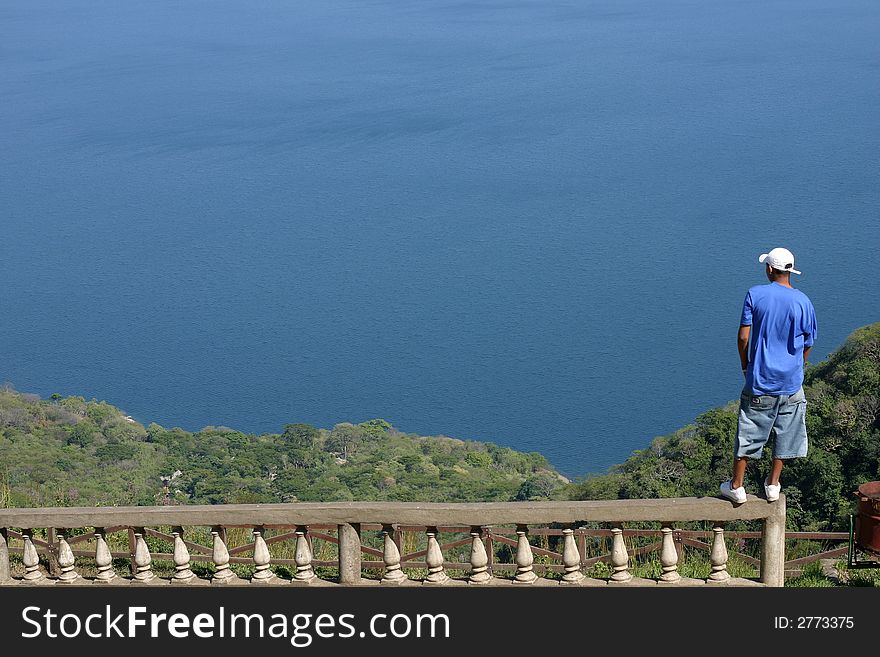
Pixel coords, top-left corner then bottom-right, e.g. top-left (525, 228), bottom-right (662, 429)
top-left (833, 558), bottom-right (880, 587)
top-left (785, 561), bottom-right (835, 588)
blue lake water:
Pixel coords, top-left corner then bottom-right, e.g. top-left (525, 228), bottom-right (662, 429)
top-left (1, 0), bottom-right (878, 477)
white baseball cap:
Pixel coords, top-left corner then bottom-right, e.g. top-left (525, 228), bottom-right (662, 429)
top-left (759, 247), bottom-right (801, 275)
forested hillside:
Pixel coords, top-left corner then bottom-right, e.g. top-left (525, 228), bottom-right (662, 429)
top-left (0, 392), bottom-right (562, 507)
top-left (564, 322), bottom-right (880, 531)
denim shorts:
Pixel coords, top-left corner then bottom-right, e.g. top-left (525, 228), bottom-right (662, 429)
top-left (735, 386), bottom-right (808, 460)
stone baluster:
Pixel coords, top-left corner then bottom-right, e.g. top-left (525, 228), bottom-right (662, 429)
top-left (561, 527), bottom-right (585, 584)
top-left (211, 527), bottom-right (236, 583)
top-left (94, 528), bottom-right (118, 583)
top-left (251, 527), bottom-right (275, 583)
top-left (133, 529), bottom-right (156, 582)
top-left (709, 525), bottom-right (730, 582)
top-left (659, 525), bottom-right (681, 583)
top-left (172, 527), bottom-right (196, 583)
top-left (55, 530), bottom-right (80, 583)
top-left (381, 524), bottom-right (407, 584)
top-left (514, 524), bottom-right (538, 584)
top-left (468, 526), bottom-right (491, 584)
top-left (609, 525), bottom-right (632, 582)
top-left (294, 527), bottom-right (316, 583)
top-left (0, 528), bottom-right (10, 583)
top-left (22, 530), bottom-right (47, 583)
top-left (424, 527), bottom-right (449, 584)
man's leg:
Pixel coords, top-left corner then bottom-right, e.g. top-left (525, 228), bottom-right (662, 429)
top-left (729, 392), bottom-right (777, 491)
top-left (731, 457), bottom-right (749, 489)
top-left (768, 458), bottom-right (784, 486)
top-left (772, 388), bottom-right (808, 462)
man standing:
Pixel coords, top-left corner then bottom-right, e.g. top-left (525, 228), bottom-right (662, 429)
top-left (719, 247), bottom-right (818, 503)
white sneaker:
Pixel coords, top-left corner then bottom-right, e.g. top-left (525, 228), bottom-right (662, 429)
top-left (719, 480), bottom-right (747, 504)
top-left (764, 479), bottom-right (781, 502)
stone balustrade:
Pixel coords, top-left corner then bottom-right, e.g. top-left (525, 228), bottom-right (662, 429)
top-left (0, 495), bottom-right (786, 587)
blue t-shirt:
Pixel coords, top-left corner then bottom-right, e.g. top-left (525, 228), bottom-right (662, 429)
top-left (741, 282), bottom-right (817, 395)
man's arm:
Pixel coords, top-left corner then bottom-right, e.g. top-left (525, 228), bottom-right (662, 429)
top-left (738, 324), bottom-right (750, 372)
top-left (803, 301), bottom-right (816, 366)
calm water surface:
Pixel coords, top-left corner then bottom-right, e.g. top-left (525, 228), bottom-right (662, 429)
top-left (1, 0), bottom-right (878, 475)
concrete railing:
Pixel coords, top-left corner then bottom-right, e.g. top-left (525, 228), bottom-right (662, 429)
top-left (0, 495), bottom-right (786, 587)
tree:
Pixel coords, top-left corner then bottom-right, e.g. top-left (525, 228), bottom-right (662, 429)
top-left (282, 423), bottom-right (319, 450)
top-left (358, 419), bottom-right (392, 438)
top-left (465, 451), bottom-right (492, 468)
top-left (516, 473), bottom-right (559, 501)
top-left (66, 421), bottom-right (99, 448)
top-left (325, 423), bottom-right (366, 460)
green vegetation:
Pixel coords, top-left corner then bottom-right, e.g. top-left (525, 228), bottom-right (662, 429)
top-left (784, 561), bottom-right (835, 588)
top-left (0, 390), bottom-right (563, 507)
top-left (837, 562), bottom-right (880, 587)
top-left (564, 322), bottom-right (880, 533)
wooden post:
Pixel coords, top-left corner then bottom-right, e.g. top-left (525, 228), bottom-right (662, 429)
top-left (127, 527), bottom-right (137, 576)
top-left (673, 529), bottom-right (684, 563)
top-left (47, 527), bottom-right (60, 577)
top-left (486, 531), bottom-right (494, 576)
top-left (577, 530), bottom-right (587, 568)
